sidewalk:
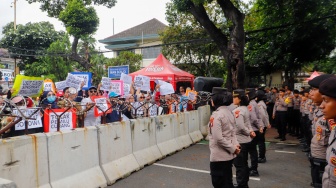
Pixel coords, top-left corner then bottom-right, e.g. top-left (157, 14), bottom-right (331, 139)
top-left (265, 127), bottom-right (300, 144)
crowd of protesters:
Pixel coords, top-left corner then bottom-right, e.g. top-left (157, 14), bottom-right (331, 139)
top-left (0, 80), bottom-right (202, 138)
top-left (208, 74), bottom-right (336, 188)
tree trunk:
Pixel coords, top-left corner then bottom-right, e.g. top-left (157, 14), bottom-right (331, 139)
top-left (70, 36), bottom-right (91, 69)
top-left (189, 0), bottom-right (245, 90)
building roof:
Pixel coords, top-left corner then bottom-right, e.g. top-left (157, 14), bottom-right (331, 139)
top-left (104, 18), bottom-right (167, 40)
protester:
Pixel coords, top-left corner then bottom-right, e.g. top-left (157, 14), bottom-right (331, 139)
top-left (209, 87), bottom-right (240, 188)
top-left (81, 86), bottom-right (100, 127)
top-left (106, 92), bottom-right (121, 123)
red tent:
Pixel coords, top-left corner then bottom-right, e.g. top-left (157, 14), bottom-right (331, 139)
top-left (129, 54), bottom-right (194, 90)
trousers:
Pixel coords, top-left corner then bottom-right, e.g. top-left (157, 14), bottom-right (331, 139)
top-left (234, 142), bottom-right (251, 187)
top-left (210, 160), bottom-right (234, 188)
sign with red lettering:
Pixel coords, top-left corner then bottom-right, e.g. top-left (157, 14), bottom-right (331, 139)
top-left (92, 96), bottom-right (112, 117)
top-left (43, 108), bottom-right (77, 132)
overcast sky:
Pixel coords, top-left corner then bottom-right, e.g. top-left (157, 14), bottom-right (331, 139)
top-left (0, 0), bottom-right (171, 57)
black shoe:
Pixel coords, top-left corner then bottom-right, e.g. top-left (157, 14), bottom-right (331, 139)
top-left (249, 170), bottom-right (259, 177)
top-left (274, 136), bottom-right (281, 139)
top-left (258, 157), bottom-right (266, 163)
top-left (280, 138), bottom-right (286, 141)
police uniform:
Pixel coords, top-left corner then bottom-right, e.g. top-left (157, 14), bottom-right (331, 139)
top-left (273, 94), bottom-right (288, 140)
top-left (257, 92), bottom-right (269, 162)
top-left (232, 89), bottom-right (253, 188)
top-left (266, 91), bottom-right (276, 126)
top-left (305, 98), bottom-right (313, 149)
top-left (285, 93), bottom-right (294, 134)
top-left (292, 95), bottom-right (301, 137)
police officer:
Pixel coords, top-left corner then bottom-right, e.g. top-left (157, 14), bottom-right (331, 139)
top-left (308, 74), bottom-right (334, 187)
top-left (292, 90), bottom-right (301, 137)
top-left (318, 77), bottom-right (336, 188)
top-left (285, 88), bottom-right (295, 135)
top-left (303, 89), bottom-right (313, 152)
top-left (273, 88), bottom-right (288, 141)
top-left (209, 88), bottom-right (240, 188)
top-left (232, 89), bottom-right (255, 188)
top-left (256, 90), bottom-right (270, 163)
top-left (246, 88), bottom-right (263, 176)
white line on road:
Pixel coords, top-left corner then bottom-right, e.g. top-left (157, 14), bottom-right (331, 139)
top-left (275, 150), bottom-right (296, 154)
top-left (196, 143), bottom-right (208, 145)
top-left (153, 163), bottom-right (260, 181)
top-left (276, 143), bottom-right (297, 146)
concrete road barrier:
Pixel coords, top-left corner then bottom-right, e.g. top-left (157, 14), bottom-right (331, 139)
top-left (172, 113), bottom-right (192, 150)
top-left (131, 118), bottom-right (162, 168)
top-left (46, 127), bottom-right (106, 188)
top-left (155, 115), bottom-right (179, 156)
top-left (97, 121), bottom-right (140, 185)
top-left (187, 110), bottom-right (203, 143)
top-left (0, 134), bottom-right (50, 188)
top-left (198, 105), bottom-right (211, 137)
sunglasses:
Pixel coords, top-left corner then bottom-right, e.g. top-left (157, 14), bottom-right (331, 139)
top-left (140, 96), bottom-right (145, 99)
top-left (47, 94), bottom-right (56, 96)
top-left (89, 90), bottom-right (97, 93)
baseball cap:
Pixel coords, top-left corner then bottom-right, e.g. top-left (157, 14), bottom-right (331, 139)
top-left (108, 91), bottom-right (119, 98)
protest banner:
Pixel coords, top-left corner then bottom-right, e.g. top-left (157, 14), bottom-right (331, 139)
top-left (108, 65), bottom-right (129, 79)
top-left (187, 90), bottom-right (197, 101)
top-left (55, 80), bottom-right (67, 91)
top-left (124, 83), bottom-right (131, 95)
top-left (120, 72), bottom-right (132, 84)
top-left (0, 69), bottom-right (14, 81)
top-left (111, 80), bottom-right (124, 96)
top-left (92, 96), bottom-right (112, 117)
top-left (12, 75), bottom-right (44, 97)
top-left (13, 109), bottom-right (43, 130)
top-left (43, 108), bottom-right (77, 132)
top-left (44, 79), bottom-right (56, 92)
top-left (65, 73), bottom-right (84, 91)
top-left (70, 72), bottom-right (92, 90)
top-left (134, 75), bottom-right (150, 91)
top-left (160, 83), bottom-right (175, 95)
top-left (101, 77), bottom-right (111, 91)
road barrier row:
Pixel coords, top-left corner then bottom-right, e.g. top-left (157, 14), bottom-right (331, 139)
top-left (0, 106), bottom-right (211, 188)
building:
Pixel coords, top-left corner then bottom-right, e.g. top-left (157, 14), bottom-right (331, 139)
top-left (99, 18), bottom-right (167, 67)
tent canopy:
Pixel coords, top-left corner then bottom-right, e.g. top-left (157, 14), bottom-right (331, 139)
top-left (129, 54), bottom-right (194, 90)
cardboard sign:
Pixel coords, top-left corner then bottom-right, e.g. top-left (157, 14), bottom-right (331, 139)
top-left (159, 83), bottom-right (174, 95)
top-left (120, 73), bottom-right (132, 84)
top-left (92, 96), bottom-right (112, 117)
top-left (44, 79), bottom-right (56, 92)
top-left (124, 83), bottom-right (131, 95)
top-left (187, 91), bottom-right (197, 101)
top-left (70, 72), bottom-right (92, 90)
top-left (101, 77), bottom-right (111, 91)
top-left (13, 108), bottom-right (43, 130)
top-left (55, 80), bottom-right (67, 91)
top-left (111, 80), bottom-right (124, 96)
top-left (12, 75), bottom-right (44, 97)
top-left (43, 108), bottom-right (77, 132)
top-left (134, 75), bottom-right (150, 91)
top-left (65, 73), bottom-right (84, 91)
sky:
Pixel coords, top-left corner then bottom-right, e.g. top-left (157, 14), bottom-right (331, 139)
top-left (0, 0), bottom-right (171, 57)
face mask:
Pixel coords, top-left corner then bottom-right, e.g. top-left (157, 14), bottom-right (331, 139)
top-left (47, 96), bottom-right (56, 103)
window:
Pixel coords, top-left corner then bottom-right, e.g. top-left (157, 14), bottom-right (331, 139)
top-left (142, 47), bottom-right (161, 59)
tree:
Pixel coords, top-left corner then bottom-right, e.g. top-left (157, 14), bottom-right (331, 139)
top-left (161, 2), bottom-right (225, 78)
top-left (172, 0), bottom-right (248, 90)
top-left (0, 22), bottom-right (65, 69)
top-left (245, 0), bottom-right (336, 87)
top-left (24, 35), bottom-right (74, 81)
top-left (59, 0), bottom-right (99, 69)
top-left (106, 51), bottom-right (142, 73)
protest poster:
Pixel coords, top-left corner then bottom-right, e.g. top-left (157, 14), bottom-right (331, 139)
top-left (55, 80), bottom-right (67, 91)
top-left (92, 96), bottom-right (112, 117)
top-left (12, 75), bottom-right (44, 97)
top-left (43, 108), bottom-right (77, 132)
top-left (120, 72), bottom-right (132, 84)
top-left (13, 109), bottom-right (43, 130)
top-left (160, 83), bottom-right (175, 95)
top-left (108, 65), bottom-right (129, 79)
top-left (134, 75), bottom-right (150, 91)
top-left (0, 69), bottom-right (14, 81)
top-left (101, 77), bottom-right (111, 91)
top-left (134, 75), bottom-right (143, 89)
top-left (111, 80), bottom-right (124, 96)
top-left (124, 83), bottom-right (131, 95)
top-left (65, 73), bottom-right (84, 91)
top-left (70, 72), bottom-right (92, 90)
top-left (44, 79), bottom-right (56, 92)
top-left (187, 90), bottom-right (197, 101)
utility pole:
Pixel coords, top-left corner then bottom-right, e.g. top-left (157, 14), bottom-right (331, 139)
top-left (12, 0), bottom-right (17, 78)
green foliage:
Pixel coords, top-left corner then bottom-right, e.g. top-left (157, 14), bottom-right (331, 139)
top-left (161, 2), bottom-right (226, 77)
top-left (106, 51), bottom-right (142, 73)
top-left (24, 35), bottom-right (74, 81)
top-left (88, 53), bottom-right (109, 86)
top-left (59, 0), bottom-right (99, 38)
top-left (0, 21), bottom-right (65, 69)
top-left (245, 0), bottom-right (336, 75)
top-left (27, 0), bottom-right (117, 17)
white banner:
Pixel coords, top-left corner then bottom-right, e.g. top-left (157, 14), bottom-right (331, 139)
top-left (160, 83), bottom-right (174, 95)
top-left (19, 80), bottom-right (44, 96)
top-left (101, 77), bottom-right (111, 91)
top-left (48, 112), bottom-right (73, 132)
top-left (55, 80), bottom-right (67, 90)
top-left (14, 109), bottom-right (43, 130)
top-left (120, 72), bottom-right (132, 84)
top-left (65, 73), bottom-right (84, 91)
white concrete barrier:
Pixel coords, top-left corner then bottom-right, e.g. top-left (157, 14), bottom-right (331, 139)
top-left (198, 105), bottom-right (211, 137)
top-left (46, 127), bottom-right (106, 188)
top-left (188, 110), bottom-right (203, 143)
top-left (0, 178), bottom-right (17, 188)
top-left (172, 113), bottom-right (192, 149)
top-left (97, 121), bottom-right (140, 185)
top-left (0, 134), bottom-right (50, 188)
top-left (131, 118), bottom-right (162, 168)
top-left (155, 114), bottom-right (179, 156)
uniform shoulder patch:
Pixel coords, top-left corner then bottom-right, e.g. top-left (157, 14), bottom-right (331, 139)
top-left (235, 110), bottom-right (240, 118)
top-left (209, 117), bottom-right (214, 128)
top-left (331, 157), bottom-right (336, 166)
top-left (329, 119), bottom-right (336, 130)
top-left (316, 126), bottom-right (322, 134)
top-left (248, 105), bottom-right (252, 112)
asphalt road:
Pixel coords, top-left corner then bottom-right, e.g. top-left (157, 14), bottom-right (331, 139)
top-left (109, 140), bottom-right (311, 188)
